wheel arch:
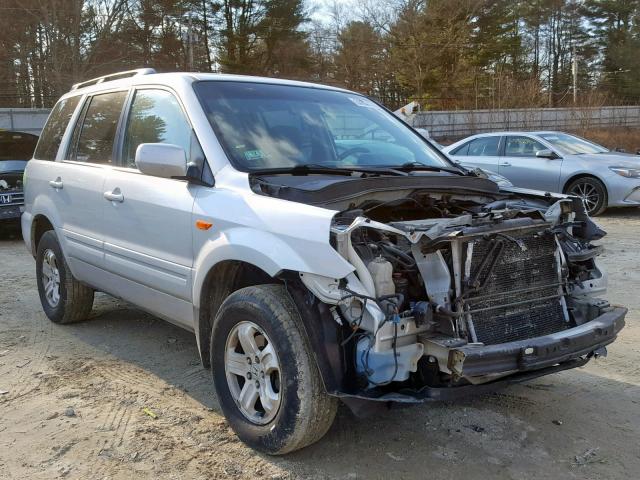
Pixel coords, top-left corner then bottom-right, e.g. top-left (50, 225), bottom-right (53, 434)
top-left (562, 173), bottom-right (608, 197)
top-left (30, 214), bottom-right (55, 257)
top-left (194, 262), bottom-right (347, 395)
top-left (195, 259), bottom-right (276, 368)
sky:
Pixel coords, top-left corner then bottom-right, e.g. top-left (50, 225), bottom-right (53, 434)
top-left (307, 0), bottom-right (357, 23)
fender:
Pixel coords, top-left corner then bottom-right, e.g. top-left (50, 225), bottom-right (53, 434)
top-left (561, 170), bottom-right (610, 192)
top-left (191, 226), bottom-right (354, 308)
top-left (27, 193), bottom-right (64, 253)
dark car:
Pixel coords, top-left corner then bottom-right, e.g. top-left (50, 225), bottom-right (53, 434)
top-left (1, 131), bottom-right (38, 223)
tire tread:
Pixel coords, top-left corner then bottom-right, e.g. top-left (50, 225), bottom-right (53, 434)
top-left (36, 230), bottom-right (94, 324)
top-left (212, 284), bottom-right (337, 454)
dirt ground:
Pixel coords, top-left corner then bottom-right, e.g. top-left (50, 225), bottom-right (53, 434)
top-left (0, 211), bottom-right (639, 480)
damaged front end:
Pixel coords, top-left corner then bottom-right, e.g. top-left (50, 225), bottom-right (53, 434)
top-left (295, 185), bottom-right (626, 403)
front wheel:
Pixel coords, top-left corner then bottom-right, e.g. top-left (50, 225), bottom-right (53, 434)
top-left (210, 284), bottom-right (338, 454)
top-left (566, 177), bottom-right (607, 216)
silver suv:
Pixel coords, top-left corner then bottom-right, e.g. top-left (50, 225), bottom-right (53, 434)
top-left (23, 69), bottom-right (626, 454)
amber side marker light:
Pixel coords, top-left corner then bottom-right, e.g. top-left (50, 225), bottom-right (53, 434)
top-left (195, 220), bottom-right (213, 230)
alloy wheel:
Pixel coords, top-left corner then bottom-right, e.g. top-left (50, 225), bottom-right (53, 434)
top-left (41, 249), bottom-right (61, 307)
top-left (569, 181), bottom-right (601, 215)
top-left (224, 321), bottom-right (282, 425)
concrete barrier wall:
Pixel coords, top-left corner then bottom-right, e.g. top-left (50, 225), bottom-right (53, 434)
top-left (412, 106), bottom-right (640, 139)
top-left (0, 108), bottom-right (51, 135)
top-left (3, 105), bottom-right (640, 140)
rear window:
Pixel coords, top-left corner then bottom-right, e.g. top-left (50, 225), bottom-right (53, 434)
top-left (451, 137), bottom-right (500, 156)
top-left (33, 96), bottom-right (81, 161)
top-left (468, 137), bottom-right (500, 156)
top-left (70, 91), bottom-right (128, 164)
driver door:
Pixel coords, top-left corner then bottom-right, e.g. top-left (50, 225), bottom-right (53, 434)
top-left (499, 136), bottom-right (563, 192)
top-left (101, 88), bottom-right (200, 328)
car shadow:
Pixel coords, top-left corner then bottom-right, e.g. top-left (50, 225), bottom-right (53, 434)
top-left (69, 293), bottom-right (216, 408)
top-left (0, 222), bottom-right (22, 241)
top-left (599, 206), bottom-right (640, 219)
top-left (63, 293), bottom-right (640, 478)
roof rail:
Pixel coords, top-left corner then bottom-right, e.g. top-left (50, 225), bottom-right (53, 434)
top-left (71, 68), bottom-right (157, 91)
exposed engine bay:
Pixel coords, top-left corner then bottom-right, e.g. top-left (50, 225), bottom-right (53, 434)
top-left (0, 172), bottom-right (25, 222)
top-left (0, 173), bottom-right (23, 191)
top-left (252, 173), bottom-right (626, 401)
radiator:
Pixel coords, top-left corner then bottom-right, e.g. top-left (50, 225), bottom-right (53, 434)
top-left (462, 229), bottom-right (569, 345)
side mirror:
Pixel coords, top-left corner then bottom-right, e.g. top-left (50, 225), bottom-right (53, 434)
top-left (135, 143), bottom-right (188, 179)
top-left (536, 149), bottom-right (559, 159)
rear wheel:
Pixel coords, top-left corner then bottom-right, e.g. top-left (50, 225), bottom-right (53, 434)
top-left (566, 177), bottom-right (607, 216)
top-left (211, 284), bottom-right (338, 455)
top-left (36, 230), bottom-right (94, 324)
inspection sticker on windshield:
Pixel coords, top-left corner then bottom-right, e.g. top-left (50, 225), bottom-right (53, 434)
top-left (348, 96), bottom-right (376, 108)
top-left (243, 149), bottom-right (265, 161)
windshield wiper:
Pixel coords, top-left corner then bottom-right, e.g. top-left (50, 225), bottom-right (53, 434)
top-left (252, 164), bottom-right (353, 176)
top-left (251, 164), bottom-right (409, 177)
top-left (398, 161), bottom-right (467, 176)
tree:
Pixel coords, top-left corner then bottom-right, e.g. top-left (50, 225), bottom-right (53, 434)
top-left (586, 0), bottom-right (640, 100)
top-left (387, 0), bottom-right (477, 109)
top-left (334, 21), bottom-right (383, 95)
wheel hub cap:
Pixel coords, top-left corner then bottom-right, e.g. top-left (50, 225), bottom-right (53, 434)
top-left (42, 249), bottom-right (61, 307)
top-left (224, 321), bottom-right (282, 424)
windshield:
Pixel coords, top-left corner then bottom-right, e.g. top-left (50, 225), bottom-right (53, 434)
top-left (539, 133), bottom-right (608, 155)
top-left (193, 81), bottom-right (454, 172)
top-left (0, 131), bottom-right (38, 161)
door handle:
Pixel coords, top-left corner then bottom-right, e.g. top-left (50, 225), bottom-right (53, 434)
top-left (103, 188), bottom-right (124, 203)
top-left (500, 162), bottom-right (512, 167)
top-left (49, 178), bottom-right (63, 189)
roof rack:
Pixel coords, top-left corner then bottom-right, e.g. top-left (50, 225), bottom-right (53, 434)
top-left (71, 68), bottom-right (157, 91)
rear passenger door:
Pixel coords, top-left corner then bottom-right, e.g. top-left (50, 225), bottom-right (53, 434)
top-left (101, 88), bottom-right (199, 327)
top-left (499, 136), bottom-right (562, 192)
top-left (449, 136), bottom-right (501, 173)
top-left (42, 91), bottom-right (127, 279)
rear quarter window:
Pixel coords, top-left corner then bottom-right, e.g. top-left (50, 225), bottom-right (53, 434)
top-left (34, 96), bottom-right (81, 161)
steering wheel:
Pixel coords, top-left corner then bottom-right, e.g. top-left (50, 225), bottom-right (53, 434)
top-left (337, 147), bottom-right (369, 160)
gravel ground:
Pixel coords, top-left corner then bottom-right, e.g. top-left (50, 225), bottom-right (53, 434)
top-left (0, 211), bottom-right (639, 480)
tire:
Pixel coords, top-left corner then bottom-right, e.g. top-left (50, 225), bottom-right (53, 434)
top-left (210, 284), bottom-right (338, 455)
top-left (566, 177), bottom-right (607, 216)
top-left (35, 230), bottom-right (94, 324)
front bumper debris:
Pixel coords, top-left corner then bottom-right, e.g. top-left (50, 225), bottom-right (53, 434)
top-left (334, 306), bottom-right (626, 405)
top-left (448, 306), bottom-right (626, 378)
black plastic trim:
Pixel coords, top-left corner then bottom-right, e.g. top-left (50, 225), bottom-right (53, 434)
top-left (450, 306), bottom-right (626, 377)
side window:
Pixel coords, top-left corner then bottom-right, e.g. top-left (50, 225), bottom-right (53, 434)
top-left (71, 91), bottom-right (127, 164)
top-left (450, 142), bottom-right (470, 156)
top-left (504, 136), bottom-right (546, 157)
top-left (34, 96), bottom-right (81, 161)
top-left (122, 89), bottom-right (192, 168)
top-left (467, 137), bottom-right (500, 156)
